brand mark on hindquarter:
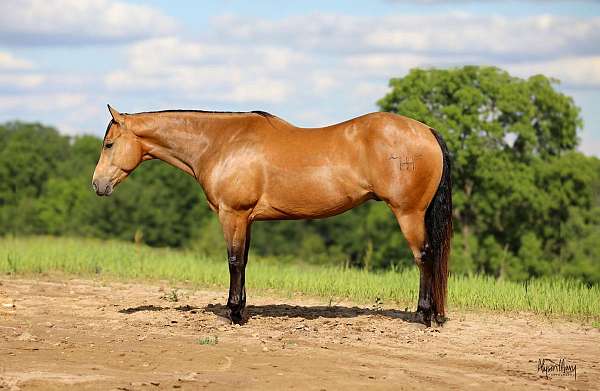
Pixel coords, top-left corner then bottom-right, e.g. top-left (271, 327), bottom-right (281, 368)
top-left (390, 154), bottom-right (417, 171)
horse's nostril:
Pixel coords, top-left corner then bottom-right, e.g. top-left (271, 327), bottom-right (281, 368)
top-left (92, 181), bottom-right (98, 192)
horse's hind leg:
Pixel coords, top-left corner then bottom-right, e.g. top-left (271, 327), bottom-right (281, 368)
top-left (390, 208), bottom-right (434, 326)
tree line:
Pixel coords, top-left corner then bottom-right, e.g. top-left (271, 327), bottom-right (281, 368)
top-left (1, 66), bottom-right (598, 284)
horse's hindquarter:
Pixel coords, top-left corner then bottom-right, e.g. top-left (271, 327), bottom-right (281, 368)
top-left (363, 113), bottom-right (443, 214)
top-left (251, 113), bottom-right (442, 220)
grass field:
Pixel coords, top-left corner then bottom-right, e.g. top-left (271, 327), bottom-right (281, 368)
top-left (1, 236), bottom-right (598, 321)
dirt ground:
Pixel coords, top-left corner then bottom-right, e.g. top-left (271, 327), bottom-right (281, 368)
top-left (0, 277), bottom-right (598, 390)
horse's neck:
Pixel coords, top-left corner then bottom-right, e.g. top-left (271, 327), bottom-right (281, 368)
top-left (134, 113), bottom-right (232, 180)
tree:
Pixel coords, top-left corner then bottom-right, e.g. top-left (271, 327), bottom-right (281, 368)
top-left (0, 122), bottom-right (69, 234)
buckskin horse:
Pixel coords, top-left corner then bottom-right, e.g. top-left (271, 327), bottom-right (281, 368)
top-left (92, 105), bottom-right (452, 326)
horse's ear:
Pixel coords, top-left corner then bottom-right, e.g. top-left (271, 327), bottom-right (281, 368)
top-left (107, 104), bottom-right (125, 125)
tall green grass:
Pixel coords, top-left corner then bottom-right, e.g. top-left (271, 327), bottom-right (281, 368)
top-left (1, 236), bottom-right (598, 320)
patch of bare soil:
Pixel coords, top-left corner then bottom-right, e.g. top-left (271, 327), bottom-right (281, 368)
top-left (0, 277), bottom-right (598, 390)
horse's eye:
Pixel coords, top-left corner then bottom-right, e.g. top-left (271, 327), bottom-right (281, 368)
top-left (105, 142), bottom-right (113, 149)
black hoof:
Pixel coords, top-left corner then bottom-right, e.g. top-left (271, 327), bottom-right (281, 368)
top-left (229, 310), bottom-right (244, 325)
top-left (415, 309), bottom-right (432, 327)
top-left (433, 313), bottom-right (447, 326)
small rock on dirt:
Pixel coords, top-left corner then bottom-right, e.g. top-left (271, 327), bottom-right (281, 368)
top-left (16, 332), bottom-right (37, 341)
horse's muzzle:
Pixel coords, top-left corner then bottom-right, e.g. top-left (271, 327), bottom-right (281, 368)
top-left (92, 178), bottom-right (113, 196)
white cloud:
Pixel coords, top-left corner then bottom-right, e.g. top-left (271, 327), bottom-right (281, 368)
top-left (352, 82), bottom-right (390, 100)
top-left (91, 12), bottom-right (600, 128)
top-left (0, 51), bottom-right (44, 90)
top-left (0, 0), bottom-right (177, 45)
top-left (229, 78), bottom-right (289, 103)
top-left (345, 53), bottom-right (432, 74)
top-left (0, 92), bottom-right (87, 112)
top-left (0, 74), bottom-right (45, 89)
top-left (0, 52), bottom-right (34, 70)
top-left (213, 13), bottom-right (600, 61)
top-left (123, 37), bottom-right (307, 73)
top-left (104, 37), bottom-right (307, 103)
top-left (344, 53), bottom-right (600, 88)
top-left (506, 56), bottom-right (600, 88)
top-left (310, 73), bottom-right (339, 94)
top-left (0, 51), bottom-right (102, 94)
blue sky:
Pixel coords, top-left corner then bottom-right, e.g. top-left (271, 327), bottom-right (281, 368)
top-left (1, 0), bottom-right (599, 156)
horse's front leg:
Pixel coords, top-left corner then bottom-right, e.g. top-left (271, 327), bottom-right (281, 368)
top-left (219, 210), bottom-right (251, 325)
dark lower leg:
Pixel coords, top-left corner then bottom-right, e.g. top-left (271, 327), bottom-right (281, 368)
top-left (391, 210), bottom-right (431, 325)
top-left (227, 249), bottom-right (246, 324)
top-left (416, 244), bottom-right (436, 326)
top-left (221, 213), bottom-right (250, 325)
top-left (417, 265), bottom-right (434, 326)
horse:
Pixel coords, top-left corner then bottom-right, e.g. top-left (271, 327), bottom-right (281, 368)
top-left (92, 105), bottom-right (452, 326)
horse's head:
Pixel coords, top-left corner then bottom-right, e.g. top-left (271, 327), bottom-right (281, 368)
top-left (92, 105), bottom-right (144, 196)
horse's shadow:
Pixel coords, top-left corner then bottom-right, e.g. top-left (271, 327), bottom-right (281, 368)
top-left (118, 304), bottom-right (200, 314)
top-left (204, 303), bottom-right (425, 325)
top-left (118, 303), bottom-right (425, 325)
top-left (118, 304), bottom-right (168, 314)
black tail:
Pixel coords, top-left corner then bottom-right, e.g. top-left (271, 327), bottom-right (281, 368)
top-left (425, 128), bottom-right (453, 319)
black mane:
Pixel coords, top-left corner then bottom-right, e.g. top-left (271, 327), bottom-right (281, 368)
top-left (129, 109), bottom-right (274, 118)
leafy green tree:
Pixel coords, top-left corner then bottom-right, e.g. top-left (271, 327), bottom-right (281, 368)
top-left (0, 122), bottom-right (69, 234)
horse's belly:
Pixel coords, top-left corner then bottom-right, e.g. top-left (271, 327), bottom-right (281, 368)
top-left (251, 167), bottom-right (371, 220)
top-left (252, 194), bottom-right (370, 220)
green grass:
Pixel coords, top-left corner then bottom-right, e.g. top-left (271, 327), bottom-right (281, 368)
top-left (196, 336), bottom-right (218, 345)
top-left (1, 236), bottom-right (599, 321)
